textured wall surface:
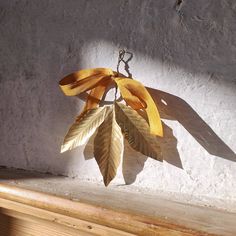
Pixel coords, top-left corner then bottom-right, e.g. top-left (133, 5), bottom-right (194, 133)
top-left (0, 0), bottom-right (236, 210)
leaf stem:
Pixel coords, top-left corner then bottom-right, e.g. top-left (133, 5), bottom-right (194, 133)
top-left (114, 83), bottom-right (118, 103)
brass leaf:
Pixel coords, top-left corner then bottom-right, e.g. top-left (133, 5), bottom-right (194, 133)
top-left (115, 102), bottom-right (162, 161)
top-left (94, 106), bottom-right (124, 186)
top-left (61, 107), bottom-right (109, 153)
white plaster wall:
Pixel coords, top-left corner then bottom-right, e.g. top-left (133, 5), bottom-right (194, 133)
top-left (0, 1), bottom-right (236, 209)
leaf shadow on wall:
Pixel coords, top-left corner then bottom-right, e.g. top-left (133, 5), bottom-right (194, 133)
top-left (82, 83), bottom-right (235, 185)
top-left (148, 87), bottom-right (236, 162)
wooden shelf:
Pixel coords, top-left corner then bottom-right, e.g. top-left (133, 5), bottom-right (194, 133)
top-left (0, 167), bottom-right (235, 236)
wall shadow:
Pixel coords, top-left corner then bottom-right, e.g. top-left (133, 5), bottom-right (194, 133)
top-left (0, 1), bottom-right (85, 175)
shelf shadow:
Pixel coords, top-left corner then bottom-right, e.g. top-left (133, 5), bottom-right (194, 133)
top-left (0, 208), bottom-right (13, 236)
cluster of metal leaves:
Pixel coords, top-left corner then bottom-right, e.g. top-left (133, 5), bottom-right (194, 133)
top-left (61, 102), bottom-right (162, 186)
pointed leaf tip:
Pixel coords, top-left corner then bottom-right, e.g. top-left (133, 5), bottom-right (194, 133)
top-left (61, 107), bottom-right (109, 153)
top-left (94, 105), bottom-right (123, 186)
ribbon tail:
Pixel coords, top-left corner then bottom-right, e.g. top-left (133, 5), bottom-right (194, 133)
top-left (76, 79), bottom-right (111, 122)
top-left (59, 68), bottom-right (114, 96)
top-left (114, 79), bottom-right (145, 110)
top-left (59, 68), bottom-right (115, 122)
top-left (115, 78), bottom-right (163, 137)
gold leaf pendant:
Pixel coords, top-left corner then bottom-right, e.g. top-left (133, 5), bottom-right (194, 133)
top-left (59, 50), bottom-right (164, 186)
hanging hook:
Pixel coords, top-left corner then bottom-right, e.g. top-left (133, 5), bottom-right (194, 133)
top-left (116, 49), bottom-right (133, 78)
top-left (114, 49), bottom-right (125, 102)
top-left (115, 49), bottom-right (133, 101)
top-left (116, 49), bottom-right (126, 74)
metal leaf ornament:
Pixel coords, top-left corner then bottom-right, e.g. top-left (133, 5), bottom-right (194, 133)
top-left (115, 103), bottom-right (162, 161)
top-left (94, 106), bottom-right (123, 186)
top-left (59, 50), bottom-right (163, 186)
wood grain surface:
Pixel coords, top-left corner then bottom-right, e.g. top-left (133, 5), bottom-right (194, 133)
top-left (0, 168), bottom-right (235, 235)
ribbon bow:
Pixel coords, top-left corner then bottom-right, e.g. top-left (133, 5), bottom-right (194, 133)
top-left (59, 68), bottom-right (163, 137)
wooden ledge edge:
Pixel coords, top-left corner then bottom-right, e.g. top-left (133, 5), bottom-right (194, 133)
top-left (0, 183), bottom-right (213, 236)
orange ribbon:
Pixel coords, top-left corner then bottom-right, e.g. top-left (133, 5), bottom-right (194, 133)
top-left (59, 68), bottom-right (163, 137)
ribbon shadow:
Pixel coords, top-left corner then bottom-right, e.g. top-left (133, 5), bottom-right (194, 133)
top-left (148, 88), bottom-right (236, 162)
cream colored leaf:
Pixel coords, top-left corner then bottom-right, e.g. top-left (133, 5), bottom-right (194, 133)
top-left (94, 106), bottom-right (124, 186)
top-left (115, 102), bottom-right (162, 161)
top-left (61, 107), bottom-right (109, 153)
